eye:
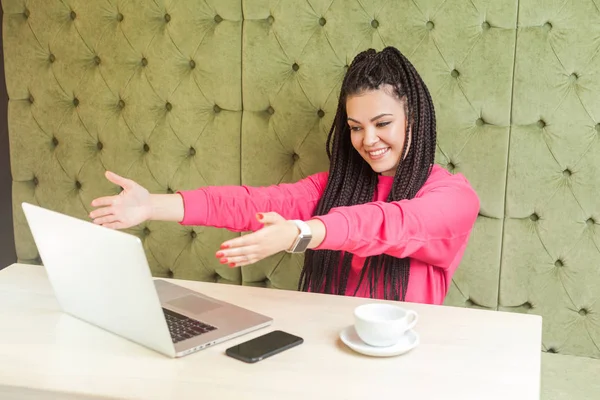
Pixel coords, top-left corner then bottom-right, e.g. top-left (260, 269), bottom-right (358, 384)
top-left (349, 126), bottom-right (362, 132)
top-left (376, 121), bottom-right (391, 128)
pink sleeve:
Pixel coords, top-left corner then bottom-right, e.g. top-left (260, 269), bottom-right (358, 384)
top-left (313, 173), bottom-right (480, 270)
top-left (177, 172), bottom-right (329, 232)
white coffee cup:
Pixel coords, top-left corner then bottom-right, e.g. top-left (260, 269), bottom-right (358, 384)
top-left (353, 303), bottom-right (419, 347)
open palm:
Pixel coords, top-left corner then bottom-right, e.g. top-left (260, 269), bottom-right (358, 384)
top-left (89, 171), bottom-right (151, 229)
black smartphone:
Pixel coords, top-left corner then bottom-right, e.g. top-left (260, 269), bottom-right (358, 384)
top-left (225, 330), bottom-right (303, 363)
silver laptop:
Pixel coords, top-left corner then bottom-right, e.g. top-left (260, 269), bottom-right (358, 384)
top-left (21, 202), bottom-right (272, 358)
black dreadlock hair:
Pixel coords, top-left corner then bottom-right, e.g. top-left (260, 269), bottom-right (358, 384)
top-left (298, 46), bottom-right (437, 301)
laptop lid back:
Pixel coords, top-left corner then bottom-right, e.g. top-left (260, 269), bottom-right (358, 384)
top-left (22, 202), bottom-right (175, 357)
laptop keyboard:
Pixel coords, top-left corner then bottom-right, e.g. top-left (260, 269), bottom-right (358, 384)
top-left (162, 308), bottom-right (217, 343)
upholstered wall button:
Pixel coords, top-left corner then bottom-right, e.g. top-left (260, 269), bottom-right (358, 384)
top-left (96, 142), bottom-right (103, 151)
top-left (75, 181), bottom-right (82, 190)
top-left (189, 147), bottom-right (196, 156)
top-left (447, 162), bottom-right (455, 170)
top-left (563, 169), bottom-right (572, 177)
top-left (555, 260), bottom-right (564, 268)
top-left (141, 57), bottom-right (148, 67)
top-left (51, 137), bottom-right (58, 147)
top-left (93, 56), bottom-right (101, 65)
top-left (587, 218), bottom-right (595, 226)
top-left (569, 73), bottom-right (578, 83)
top-left (143, 143), bottom-right (150, 152)
top-left (190, 231), bottom-right (197, 239)
top-left (28, 94), bottom-right (34, 104)
top-left (49, 54), bottom-right (55, 63)
top-left (165, 102), bottom-right (172, 111)
top-left (522, 302), bottom-right (533, 310)
top-left (23, 9), bottom-right (30, 19)
top-left (167, 270), bottom-right (174, 278)
top-left (596, 123), bottom-right (600, 133)
top-left (70, 11), bottom-right (77, 20)
top-left (317, 109), bottom-right (325, 118)
top-left (371, 19), bottom-right (379, 28)
top-left (213, 104), bottom-right (221, 113)
top-left (116, 13), bottom-right (124, 22)
top-left (292, 63), bottom-right (300, 71)
top-left (476, 118), bottom-right (485, 126)
top-left (537, 120), bottom-right (546, 128)
top-left (117, 99), bottom-right (125, 109)
top-left (73, 97), bottom-right (79, 107)
top-left (426, 21), bottom-right (434, 30)
top-left (547, 348), bottom-right (558, 353)
top-left (579, 308), bottom-right (588, 316)
top-left (319, 17), bottom-right (326, 26)
top-left (267, 15), bottom-right (275, 24)
top-left (482, 21), bottom-right (491, 30)
top-left (164, 13), bottom-right (171, 23)
top-left (214, 15), bottom-right (223, 23)
top-left (189, 59), bottom-right (196, 69)
top-left (166, 187), bottom-right (173, 194)
top-left (267, 106), bottom-right (275, 115)
top-left (530, 213), bottom-right (539, 221)
top-left (543, 22), bottom-right (552, 31)
top-left (143, 227), bottom-right (150, 236)
top-left (292, 153), bottom-right (299, 161)
top-left (32, 177), bottom-right (39, 186)
top-left (451, 69), bottom-right (460, 78)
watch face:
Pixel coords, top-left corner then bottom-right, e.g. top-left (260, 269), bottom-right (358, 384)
top-left (293, 236), bottom-right (311, 253)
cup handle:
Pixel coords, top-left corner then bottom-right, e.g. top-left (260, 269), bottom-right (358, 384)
top-left (406, 310), bottom-right (419, 330)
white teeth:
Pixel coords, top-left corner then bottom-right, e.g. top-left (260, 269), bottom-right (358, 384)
top-left (369, 148), bottom-right (389, 156)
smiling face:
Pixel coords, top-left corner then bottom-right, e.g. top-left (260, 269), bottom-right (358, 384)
top-left (346, 86), bottom-right (409, 176)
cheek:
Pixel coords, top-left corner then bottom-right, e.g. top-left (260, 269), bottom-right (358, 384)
top-left (350, 133), bottom-right (362, 150)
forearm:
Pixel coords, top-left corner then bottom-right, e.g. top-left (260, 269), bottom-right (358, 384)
top-left (306, 219), bottom-right (326, 249)
top-left (148, 194), bottom-right (185, 222)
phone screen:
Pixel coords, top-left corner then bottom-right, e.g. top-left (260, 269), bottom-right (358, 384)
top-left (226, 330), bottom-right (303, 362)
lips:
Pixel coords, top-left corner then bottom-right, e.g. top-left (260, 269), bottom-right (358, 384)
top-left (367, 147), bottom-right (390, 160)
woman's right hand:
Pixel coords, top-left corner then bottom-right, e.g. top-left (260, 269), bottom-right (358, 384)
top-left (89, 171), bottom-right (151, 229)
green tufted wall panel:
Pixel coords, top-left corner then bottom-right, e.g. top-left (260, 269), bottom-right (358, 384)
top-left (501, 0), bottom-right (600, 359)
top-left (241, 0), bottom-right (518, 303)
top-left (3, 0), bottom-right (244, 283)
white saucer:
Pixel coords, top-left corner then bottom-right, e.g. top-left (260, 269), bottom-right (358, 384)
top-left (339, 325), bottom-right (419, 357)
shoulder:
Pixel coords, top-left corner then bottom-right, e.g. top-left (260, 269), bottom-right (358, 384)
top-left (417, 165), bottom-right (479, 205)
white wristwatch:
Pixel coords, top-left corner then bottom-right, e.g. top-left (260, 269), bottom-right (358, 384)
top-left (286, 220), bottom-right (312, 253)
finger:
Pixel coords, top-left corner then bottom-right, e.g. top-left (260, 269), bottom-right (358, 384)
top-left (89, 206), bottom-right (114, 219)
top-left (257, 211), bottom-right (285, 225)
top-left (219, 235), bottom-right (253, 250)
top-left (105, 171), bottom-right (135, 191)
top-left (91, 195), bottom-right (118, 208)
top-left (216, 244), bottom-right (259, 259)
top-left (101, 221), bottom-right (125, 230)
top-left (224, 255), bottom-right (259, 267)
top-left (92, 215), bottom-right (119, 225)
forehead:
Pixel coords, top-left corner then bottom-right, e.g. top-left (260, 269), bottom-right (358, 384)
top-left (345, 87), bottom-right (405, 117)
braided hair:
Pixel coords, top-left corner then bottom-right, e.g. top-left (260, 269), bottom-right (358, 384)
top-left (298, 46), bottom-right (437, 301)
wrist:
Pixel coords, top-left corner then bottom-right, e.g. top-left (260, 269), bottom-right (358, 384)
top-left (147, 194), bottom-right (184, 222)
top-left (285, 220), bottom-right (312, 253)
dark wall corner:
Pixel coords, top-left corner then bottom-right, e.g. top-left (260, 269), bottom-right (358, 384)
top-left (0, 6), bottom-right (17, 269)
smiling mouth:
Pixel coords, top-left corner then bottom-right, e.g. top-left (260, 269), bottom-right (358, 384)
top-left (367, 148), bottom-right (390, 160)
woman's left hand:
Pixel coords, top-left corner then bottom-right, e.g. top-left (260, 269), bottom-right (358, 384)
top-left (216, 212), bottom-right (299, 267)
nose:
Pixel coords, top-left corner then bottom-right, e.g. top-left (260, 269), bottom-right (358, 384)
top-left (363, 127), bottom-right (379, 147)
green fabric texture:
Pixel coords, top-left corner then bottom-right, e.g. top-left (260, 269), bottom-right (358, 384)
top-left (3, 1), bottom-right (600, 394)
top-left (3, 0), bottom-right (243, 283)
top-left (501, 0), bottom-right (600, 361)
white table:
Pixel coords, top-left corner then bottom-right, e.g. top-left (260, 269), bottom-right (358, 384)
top-left (0, 263), bottom-right (542, 399)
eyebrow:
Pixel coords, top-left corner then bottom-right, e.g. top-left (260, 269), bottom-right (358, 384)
top-left (347, 113), bottom-right (393, 124)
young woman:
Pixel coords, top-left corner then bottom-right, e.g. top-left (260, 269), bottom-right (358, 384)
top-left (89, 46), bottom-right (480, 305)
